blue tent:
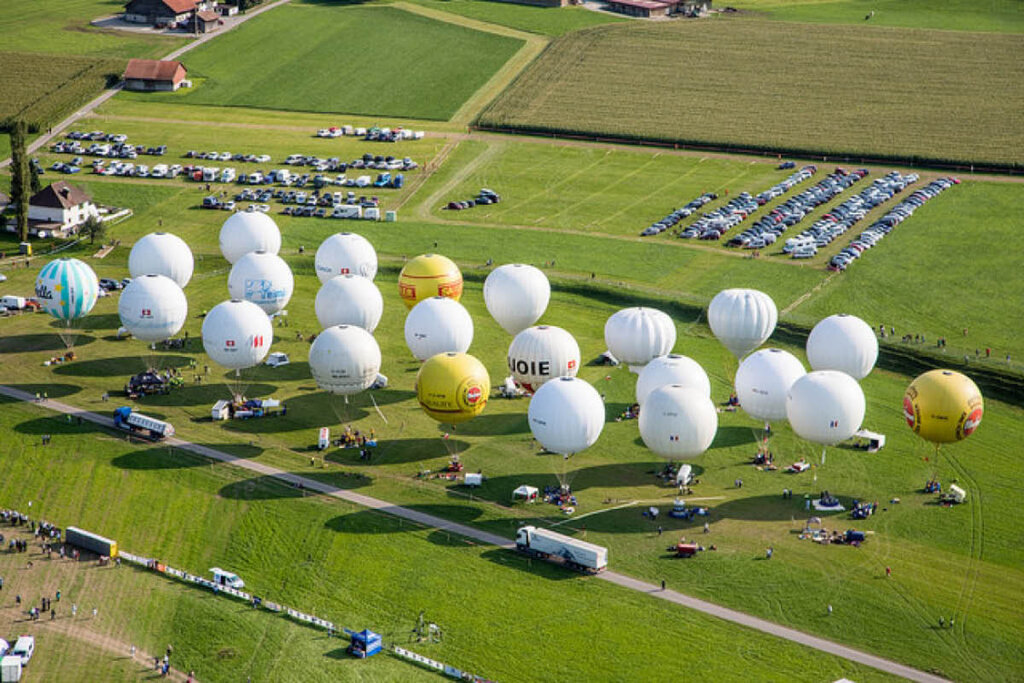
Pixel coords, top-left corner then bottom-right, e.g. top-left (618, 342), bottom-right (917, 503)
top-left (348, 629), bottom-right (382, 658)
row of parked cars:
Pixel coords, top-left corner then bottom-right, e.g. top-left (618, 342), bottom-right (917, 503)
top-left (828, 177), bottom-right (958, 271)
top-left (283, 153), bottom-right (419, 173)
top-left (640, 192), bottom-right (717, 236)
top-left (754, 165), bottom-right (817, 206)
top-left (723, 168), bottom-right (870, 248)
top-left (315, 125), bottom-right (425, 141)
top-left (66, 130), bottom-right (127, 142)
top-left (783, 172), bottom-right (917, 258)
top-left (53, 140), bottom-right (166, 159)
top-left (186, 150), bottom-right (272, 163)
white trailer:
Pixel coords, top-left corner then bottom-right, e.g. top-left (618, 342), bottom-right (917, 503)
top-left (332, 205), bottom-right (362, 219)
top-left (1, 655), bottom-right (21, 682)
top-left (515, 526), bottom-right (608, 573)
top-left (1, 296), bottom-right (26, 310)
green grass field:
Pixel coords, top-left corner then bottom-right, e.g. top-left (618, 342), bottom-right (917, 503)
top-left (0, 400), bottom-right (900, 682)
top-left (480, 17), bottom-right (1024, 167)
top-left (0, 52), bottom-right (122, 131)
top-left (0, 216), bottom-right (1021, 679)
top-left (163, 5), bottom-right (523, 120)
top-left (733, 0), bottom-right (1024, 33)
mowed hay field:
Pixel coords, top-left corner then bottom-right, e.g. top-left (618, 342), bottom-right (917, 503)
top-left (172, 5), bottom-right (524, 120)
top-left (480, 18), bottom-right (1024, 167)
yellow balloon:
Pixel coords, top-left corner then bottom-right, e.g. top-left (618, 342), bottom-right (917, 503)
top-left (903, 369), bottom-right (983, 444)
top-left (416, 352), bottom-right (489, 424)
top-left (398, 254), bottom-right (463, 310)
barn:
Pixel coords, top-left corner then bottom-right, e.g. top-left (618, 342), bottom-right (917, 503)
top-left (123, 59), bottom-right (188, 92)
top-left (122, 0), bottom-right (213, 26)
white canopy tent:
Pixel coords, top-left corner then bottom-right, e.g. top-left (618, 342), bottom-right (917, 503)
top-left (854, 429), bottom-right (886, 452)
top-left (512, 485), bottom-right (538, 502)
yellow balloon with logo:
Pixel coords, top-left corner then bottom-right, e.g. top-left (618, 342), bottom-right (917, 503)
top-left (416, 352), bottom-right (489, 424)
top-left (903, 369), bottom-right (983, 444)
top-left (398, 254), bottom-right (463, 310)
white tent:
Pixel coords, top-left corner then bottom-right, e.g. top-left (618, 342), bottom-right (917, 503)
top-left (854, 429), bottom-right (886, 453)
top-left (512, 485), bottom-right (538, 502)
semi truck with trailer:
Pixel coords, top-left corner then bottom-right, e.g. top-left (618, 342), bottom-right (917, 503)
top-left (515, 525), bottom-right (608, 574)
top-left (66, 526), bottom-right (118, 558)
top-left (112, 406), bottom-right (174, 440)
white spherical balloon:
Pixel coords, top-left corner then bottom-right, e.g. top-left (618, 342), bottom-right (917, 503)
top-left (309, 325), bottom-right (382, 396)
top-left (528, 377), bottom-right (605, 455)
top-left (34, 258), bottom-right (98, 322)
top-left (201, 299), bottom-right (273, 370)
top-left (786, 370), bottom-right (866, 445)
top-left (735, 348), bottom-right (806, 422)
top-left (227, 251), bottom-right (294, 315)
top-left (604, 307), bottom-right (676, 373)
top-left (315, 232), bottom-right (377, 283)
top-left (636, 354), bottom-right (711, 405)
top-left (806, 314), bottom-right (878, 380)
top-left (315, 274), bottom-right (383, 332)
top-left (708, 288), bottom-right (778, 359)
top-left (117, 274), bottom-right (188, 342)
top-left (219, 210), bottom-right (281, 264)
top-left (507, 325), bottom-right (580, 392)
top-left (128, 232), bottom-right (194, 288)
top-left (483, 264), bottom-right (550, 335)
top-left (639, 385), bottom-right (718, 459)
top-left (404, 297), bottom-right (473, 361)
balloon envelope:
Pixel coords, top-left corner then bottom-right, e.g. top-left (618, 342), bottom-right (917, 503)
top-left (903, 369), bottom-right (983, 444)
top-left (416, 352), bottom-right (489, 424)
top-left (117, 274), bottom-right (188, 342)
top-left (227, 251), bottom-right (294, 315)
top-left (604, 307), bottom-right (676, 373)
top-left (315, 274), bottom-right (383, 332)
top-left (201, 299), bottom-right (273, 370)
top-left (309, 325), bottom-right (381, 396)
top-left (507, 325), bottom-right (580, 392)
top-left (806, 314), bottom-right (878, 380)
top-left (129, 232), bottom-right (194, 287)
top-left (404, 297), bottom-right (473, 361)
top-left (786, 370), bottom-right (865, 445)
top-left (219, 210), bottom-right (281, 264)
top-left (528, 377), bottom-right (605, 455)
top-left (708, 288), bottom-right (777, 359)
top-left (35, 258), bottom-right (98, 321)
top-left (398, 254), bottom-right (462, 310)
top-left (636, 354), bottom-right (710, 405)
top-left (315, 232), bottom-right (377, 283)
top-left (735, 348), bottom-right (806, 422)
top-left (639, 385), bottom-right (718, 459)
top-left (483, 264), bottom-right (550, 335)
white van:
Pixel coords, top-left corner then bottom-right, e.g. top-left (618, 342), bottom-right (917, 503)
top-left (10, 636), bottom-right (33, 666)
top-left (791, 245), bottom-right (817, 259)
top-left (202, 167), bottom-right (220, 182)
top-left (210, 567), bottom-right (244, 589)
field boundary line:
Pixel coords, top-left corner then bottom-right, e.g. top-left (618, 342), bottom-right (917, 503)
top-left (0, 386), bottom-right (951, 683)
top-left (38, 619), bottom-right (190, 681)
top-left (389, 2), bottom-right (550, 127)
top-left (781, 272), bottom-right (839, 315)
top-left (410, 140), bottom-right (504, 220)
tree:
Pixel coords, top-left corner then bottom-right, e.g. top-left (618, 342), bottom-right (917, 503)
top-left (82, 215), bottom-right (106, 245)
top-left (8, 120), bottom-right (31, 242)
top-left (29, 163), bottom-right (41, 195)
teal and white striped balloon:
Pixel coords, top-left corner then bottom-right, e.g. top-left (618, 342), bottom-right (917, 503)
top-left (34, 258), bottom-right (99, 322)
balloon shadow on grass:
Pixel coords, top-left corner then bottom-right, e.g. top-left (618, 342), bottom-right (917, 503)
top-left (53, 355), bottom-right (193, 377)
top-left (477, 548), bottom-right (578, 581)
top-left (0, 383), bottom-right (80, 402)
top-left (80, 313), bottom-right (122, 330)
top-left (0, 334), bottom-right (95, 354)
top-left (711, 425), bottom-right (758, 450)
top-left (323, 505), bottom-right (484, 536)
top-left (221, 392), bottom-right (368, 434)
top-left (239, 361), bottom-right (312, 383)
top-left (218, 471), bottom-right (369, 500)
top-left (455, 412), bottom-right (529, 437)
top-left (711, 494), bottom-right (851, 522)
top-left (111, 445), bottom-right (229, 470)
top-left (331, 437), bottom-right (472, 467)
top-left (139, 383), bottom-right (278, 408)
top-left (13, 415), bottom-right (104, 436)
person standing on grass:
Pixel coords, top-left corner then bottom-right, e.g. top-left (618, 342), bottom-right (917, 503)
top-left (886, 566), bottom-right (892, 578)
top-left (661, 580), bottom-right (666, 591)
top-left (71, 603), bottom-right (77, 617)
top-left (827, 604), bottom-right (833, 616)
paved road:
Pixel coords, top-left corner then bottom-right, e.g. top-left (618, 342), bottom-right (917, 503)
top-left (0, 385), bottom-right (949, 683)
top-left (0, 0), bottom-right (291, 170)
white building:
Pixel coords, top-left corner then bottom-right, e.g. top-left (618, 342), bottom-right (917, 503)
top-left (28, 181), bottom-right (99, 237)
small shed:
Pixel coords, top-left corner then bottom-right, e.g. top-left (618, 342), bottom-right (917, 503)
top-left (605, 0), bottom-right (671, 17)
top-left (190, 9), bottom-right (220, 33)
top-left (512, 485), bottom-right (538, 502)
top-left (123, 59), bottom-right (188, 92)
